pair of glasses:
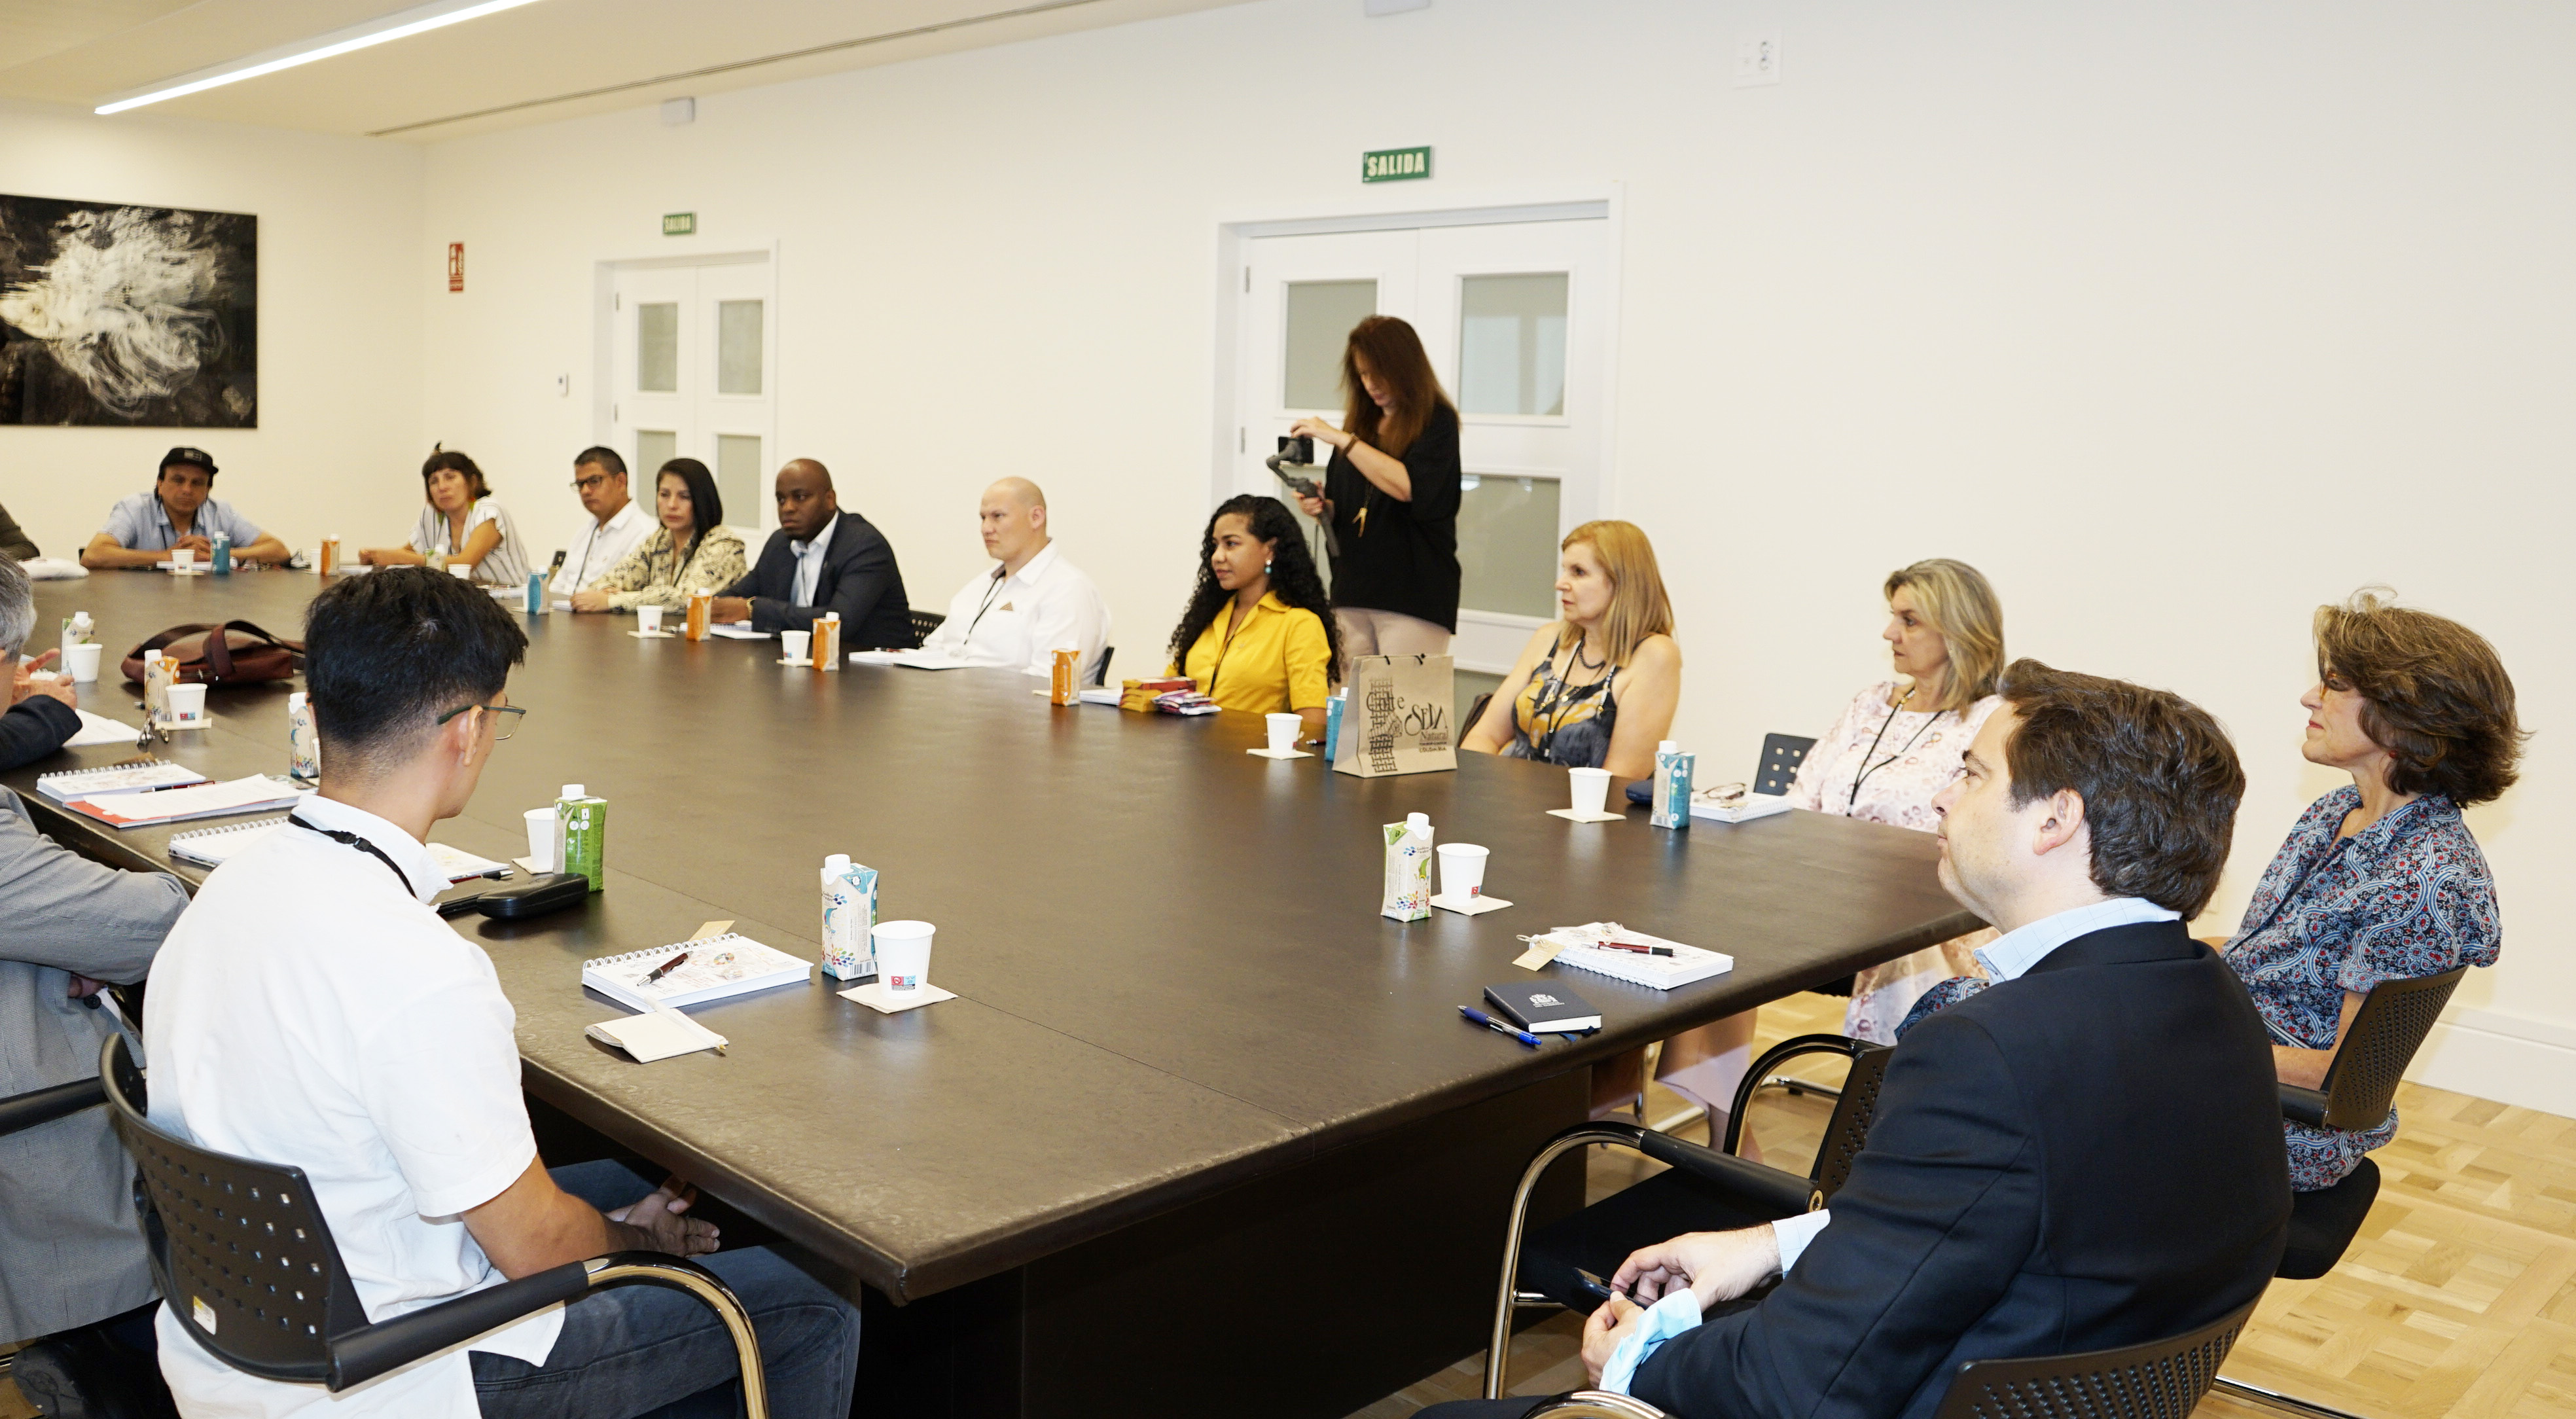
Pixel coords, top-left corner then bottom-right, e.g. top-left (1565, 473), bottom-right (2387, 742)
top-left (569, 475), bottom-right (612, 492)
top-left (435, 702), bottom-right (528, 741)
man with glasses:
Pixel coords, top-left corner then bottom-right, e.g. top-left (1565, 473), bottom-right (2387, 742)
top-left (550, 446), bottom-right (649, 599)
top-left (143, 567), bottom-right (861, 1419)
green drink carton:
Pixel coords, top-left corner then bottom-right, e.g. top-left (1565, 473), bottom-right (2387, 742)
top-left (556, 783), bottom-right (606, 893)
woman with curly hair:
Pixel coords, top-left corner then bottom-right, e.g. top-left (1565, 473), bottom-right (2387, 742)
top-left (2221, 588), bottom-right (2523, 1191)
top-left (1166, 494), bottom-right (1342, 736)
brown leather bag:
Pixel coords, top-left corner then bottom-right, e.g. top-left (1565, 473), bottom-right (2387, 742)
top-left (120, 620), bottom-right (305, 686)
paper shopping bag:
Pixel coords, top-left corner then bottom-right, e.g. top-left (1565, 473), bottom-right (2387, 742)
top-left (1331, 654), bottom-right (1459, 778)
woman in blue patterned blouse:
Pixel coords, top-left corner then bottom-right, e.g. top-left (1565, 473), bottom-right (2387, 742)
top-left (2223, 588), bottom-right (2524, 1191)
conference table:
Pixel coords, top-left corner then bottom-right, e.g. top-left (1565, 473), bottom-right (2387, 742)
top-left (13, 569), bottom-right (1977, 1418)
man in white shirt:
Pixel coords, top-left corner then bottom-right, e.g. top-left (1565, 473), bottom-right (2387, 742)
top-left (144, 567), bottom-right (859, 1419)
top-left (921, 478), bottom-right (1110, 679)
top-left (1423, 661), bottom-right (2286, 1419)
top-left (550, 446), bottom-right (650, 598)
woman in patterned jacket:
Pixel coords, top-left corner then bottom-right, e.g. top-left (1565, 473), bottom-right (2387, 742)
top-left (2222, 588), bottom-right (2522, 1191)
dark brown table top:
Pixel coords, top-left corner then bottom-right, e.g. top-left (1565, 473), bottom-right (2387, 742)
top-left (14, 570), bottom-right (1978, 1300)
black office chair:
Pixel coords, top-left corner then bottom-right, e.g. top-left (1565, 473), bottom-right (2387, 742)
top-left (1466, 691), bottom-right (1495, 738)
top-left (1930, 1295), bottom-right (2259, 1419)
top-left (908, 608), bottom-right (945, 647)
top-left (1484, 1038), bottom-right (1891, 1395)
top-left (1, 1073), bottom-right (177, 1419)
top-left (96, 1036), bottom-right (773, 1417)
top-left (1753, 733), bottom-right (1816, 797)
top-left (1092, 645), bottom-right (1115, 687)
top-left (2210, 966), bottom-right (2467, 1419)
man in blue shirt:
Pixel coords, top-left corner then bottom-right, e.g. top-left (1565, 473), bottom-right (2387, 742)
top-left (80, 447), bottom-right (287, 569)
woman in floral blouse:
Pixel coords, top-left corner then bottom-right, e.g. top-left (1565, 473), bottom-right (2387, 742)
top-left (1786, 559), bottom-right (2007, 1043)
top-left (569, 458), bottom-right (748, 615)
top-left (2223, 589), bottom-right (2521, 1191)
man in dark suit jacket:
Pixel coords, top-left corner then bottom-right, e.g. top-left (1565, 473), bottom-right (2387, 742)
top-left (1429, 660), bottom-right (2290, 1419)
top-left (709, 458), bottom-right (914, 647)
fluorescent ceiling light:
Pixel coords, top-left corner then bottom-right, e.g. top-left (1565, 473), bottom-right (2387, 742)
top-left (95, 0), bottom-right (545, 115)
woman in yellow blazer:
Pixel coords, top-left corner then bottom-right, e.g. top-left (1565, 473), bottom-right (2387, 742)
top-left (1166, 494), bottom-right (1342, 737)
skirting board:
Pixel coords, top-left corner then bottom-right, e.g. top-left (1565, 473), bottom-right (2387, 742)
top-left (2406, 1006), bottom-right (2576, 1121)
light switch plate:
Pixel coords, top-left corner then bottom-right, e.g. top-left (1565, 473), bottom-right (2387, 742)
top-left (1735, 28), bottom-right (1782, 86)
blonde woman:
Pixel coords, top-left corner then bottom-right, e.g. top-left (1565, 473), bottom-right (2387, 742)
top-left (1788, 558), bottom-right (2007, 1042)
top-left (1463, 520), bottom-right (1679, 780)
top-left (1466, 522), bottom-right (1725, 1128)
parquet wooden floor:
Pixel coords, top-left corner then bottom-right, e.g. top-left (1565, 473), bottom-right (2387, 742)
top-left (1344, 992), bottom-right (2576, 1419)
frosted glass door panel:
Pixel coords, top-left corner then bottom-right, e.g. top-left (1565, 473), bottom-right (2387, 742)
top-left (637, 304), bottom-right (680, 393)
top-left (1456, 475), bottom-right (1562, 619)
top-left (717, 300), bottom-right (764, 396)
top-left (1282, 279), bottom-right (1376, 410)
top-left (715, 435), bottom-right (763, 528)
top-left (636, 429), bottom-right (677, 477)
top-left (1458, 274), bottom-right (1567, 417)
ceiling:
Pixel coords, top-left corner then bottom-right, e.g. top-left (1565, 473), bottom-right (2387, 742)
top-left (0, 0), bottom-right (1252, 141)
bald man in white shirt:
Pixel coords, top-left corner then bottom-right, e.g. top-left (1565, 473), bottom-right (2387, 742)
top-left (920, 477), bottom-right (1111, 679)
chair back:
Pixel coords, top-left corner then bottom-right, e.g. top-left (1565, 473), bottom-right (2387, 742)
top-left (99, 1035), bottom-right (368, 1384)
top-left (2321, 966), bottom-right (2465, 1132)
top-left (1092, 645), bottom-right (1115, 686)
top-left (1931, 1295), bottom-right (2260, 1419)
top-left (1465, 691), bottom-right (1495, 739)
top-left (1753, 733), bottom-right (1817, 797)
top-left (909, 608), bottom-right (946, 646)
top-left (1812, 1043), bottom-right (1893, 1196)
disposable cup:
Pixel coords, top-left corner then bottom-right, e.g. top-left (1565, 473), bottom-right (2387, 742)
top-left (523, 808), bottom-right (558, 872)
top-left (1437, 843), bottom-right (1490, 899)
top-left (65, 643), bottom-right (103, 681)
top-left (1569, 767), bottom-right (1613, 816)
top-left (447, 563), bottom-right (473, 579)
top-left (637, 605), bottom-right (665, 635)
top-left (170, 547), bottom-right (195, 568)
top-left (874, 920), bottom-right (937, 993)
top-left (1264, 713), bottom-right (1300, 753)
top-left (165, 683), bottom-right (207, 724)
top-left (781, 630), bottom-right (812, 664)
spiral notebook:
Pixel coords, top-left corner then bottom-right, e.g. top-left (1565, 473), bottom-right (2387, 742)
top-left (1534, 923), bottom-right (1735, 990)
top-left (37, 759), bottom-right (207, 802)
top-left (62, 776), bottom-right (302, 829)
top-left (581, 933), bottom-right (812, 1012)
top-left (168, 817), bottom-right (512, 882)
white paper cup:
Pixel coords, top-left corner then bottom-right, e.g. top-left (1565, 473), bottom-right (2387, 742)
top-left (165, 683), bottom-right (207, 723)
top-left (1264, 712), bottom-right (1300, 753)
top-left (874, 920), bottom-right (936, 992)
top-left (781, 630), bottom-right (812, 663)
top-left (447, 563), bottom-right (473, 579)
top-left (637, 605), bottom-right (665, 635)
top-left (523, 807), bottom-right (557, 872)
top-left (170, 547), bottom-right (194, 568)
top-left (1569, 766), bottom-right (1613, 816)
top-left (65, 643), bottom-right (103, 681)
top-left (1437, 842), bottom-right (1490, 899)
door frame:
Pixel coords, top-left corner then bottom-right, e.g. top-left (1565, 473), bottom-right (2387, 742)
top-left (1210, 193), bottom-right (1625, 673)
top-left (592, 242), bottom-right (781, 531)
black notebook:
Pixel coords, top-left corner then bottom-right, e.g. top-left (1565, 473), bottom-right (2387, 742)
top-left (1483, 981), bottom-right (1601, 1033)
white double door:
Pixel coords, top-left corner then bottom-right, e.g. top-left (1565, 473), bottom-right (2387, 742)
top-left (1234, 217), bottom-right (1609, 672)
top-left (609, 258), bottom-right (777, 537)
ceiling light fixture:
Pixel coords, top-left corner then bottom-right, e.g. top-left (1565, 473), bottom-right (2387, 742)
top-left (94, 0), bottom-right (546, 116)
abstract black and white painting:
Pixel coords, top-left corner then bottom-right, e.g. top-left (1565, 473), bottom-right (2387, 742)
top-left (0, 194), bottom-right (257, 427)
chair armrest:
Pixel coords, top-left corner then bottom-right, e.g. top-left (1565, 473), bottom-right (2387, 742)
top-left (2279, 1083), bottom-right (2329, 1128)
top-left (1623, 1123), bottom-right (1825, 1217)
top-left (327, 1260), bottom-right (592, 1391)
top-left (0, 1077), bottom-right (108, 1136)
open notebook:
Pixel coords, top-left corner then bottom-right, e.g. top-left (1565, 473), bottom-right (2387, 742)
top-left (581, 933), bottom-right (812, 1012)
top-left (168, 817), bottom-right (511, 881)
top-left (37, 759), bottom-right (206, 802)
top-left (1535, 922), bottom-right (1734, 990)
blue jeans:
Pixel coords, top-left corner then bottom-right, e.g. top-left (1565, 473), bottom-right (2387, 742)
top-left (471, 1160), bottom-right (861, 1419)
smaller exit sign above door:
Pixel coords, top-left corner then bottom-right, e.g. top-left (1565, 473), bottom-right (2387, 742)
top-left (1361, 147), bottom-right (1432, 183)
top-left (662, 212), bottom-right (696, 236)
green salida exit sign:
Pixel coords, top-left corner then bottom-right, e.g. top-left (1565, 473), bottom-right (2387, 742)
top-left (662, 211), bottom-right (696, 236)
top-left (1361, 147), bottom-right (1432, 183)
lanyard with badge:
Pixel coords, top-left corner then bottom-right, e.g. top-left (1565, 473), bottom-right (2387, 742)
top-left (959, 566), bottom-right (1009, 647)
top-left (289, 815), bottom-right (412, 893)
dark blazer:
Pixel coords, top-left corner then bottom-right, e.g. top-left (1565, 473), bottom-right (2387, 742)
top-left (721, 509), bottom-right (914, 647)
top-left (1634, 920), bottom-right (2289, 1419)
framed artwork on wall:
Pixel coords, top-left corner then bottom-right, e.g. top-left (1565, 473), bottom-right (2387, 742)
top-left (0, 194), bottom-right (257, 427)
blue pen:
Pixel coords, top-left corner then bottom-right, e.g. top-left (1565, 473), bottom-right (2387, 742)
top-left (1459, 1005), bottom-right (1541, 1049)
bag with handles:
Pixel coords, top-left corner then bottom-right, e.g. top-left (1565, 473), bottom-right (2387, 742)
top-left (1331, 653), bottom-right (1459, 778)
top-left (120, 620), bottom-right (304, 686)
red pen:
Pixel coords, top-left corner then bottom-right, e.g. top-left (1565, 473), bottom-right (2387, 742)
top-left (1598, 939), bottom-right (1677, 957)
top-left (642, 951), bottom-right (691, 984)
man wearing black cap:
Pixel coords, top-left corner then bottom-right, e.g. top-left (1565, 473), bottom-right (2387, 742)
top-left (81, 447), bottom-right (287, 570)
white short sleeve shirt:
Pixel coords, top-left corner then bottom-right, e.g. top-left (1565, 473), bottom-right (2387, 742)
top-left (923, 542), bottom-right (1112, 678)
top-left (410, 498), bottom-right (533, 589)
top-left (144, 795), bottom-right (562, 1418)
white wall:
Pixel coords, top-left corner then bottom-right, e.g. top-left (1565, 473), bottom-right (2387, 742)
top-left (0, 100), bottom-right (422, 559)
top-left (414, 0), bottom-right (2575, 1111)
